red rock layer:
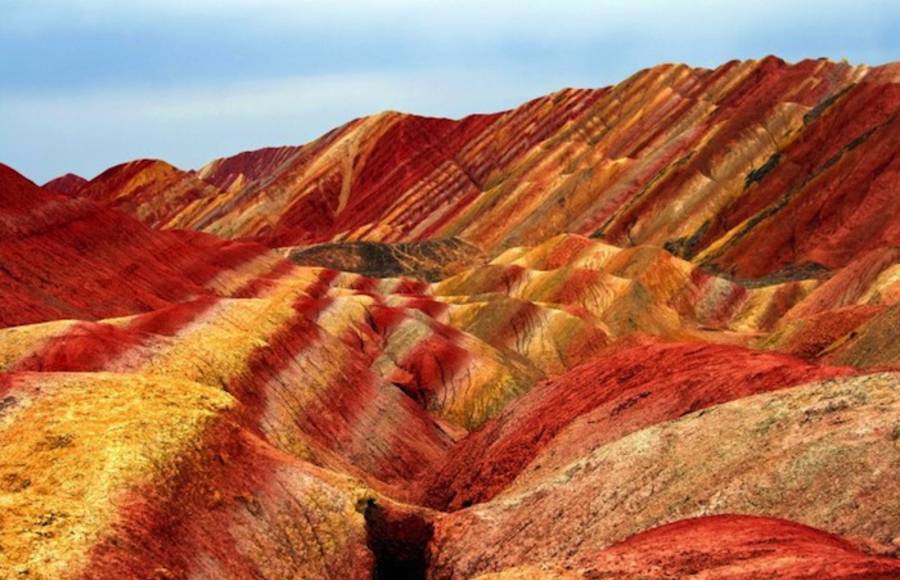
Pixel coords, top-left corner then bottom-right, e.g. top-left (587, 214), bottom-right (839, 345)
top-left (571, 515), bottom-right (900, 578)
top-left (423, 339), bottom-right (854, 510)
top-left (0, 163), bottom-right (266, 327)
top-left (198, 145), bottom-right (303, 191)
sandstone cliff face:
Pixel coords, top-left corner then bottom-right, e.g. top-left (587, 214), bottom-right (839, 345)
top-left (2, 56), bottom-right (899, 578)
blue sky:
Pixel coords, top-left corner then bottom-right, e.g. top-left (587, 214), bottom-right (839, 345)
top-left (2, 1), bottom-right (898, 183)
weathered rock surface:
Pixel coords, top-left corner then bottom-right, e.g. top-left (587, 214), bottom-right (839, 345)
top-left (285, 238), bottom-right (484, 281)
top-left (428, 373), bottom-right (900, 578)
top-left (479, 516), bottom-right (900, 579)
top-left (422, 340), bottom-right (855, 511)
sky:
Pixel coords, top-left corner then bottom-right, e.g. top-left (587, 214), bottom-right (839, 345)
top-left (2, 1), bottom-right (898, 183)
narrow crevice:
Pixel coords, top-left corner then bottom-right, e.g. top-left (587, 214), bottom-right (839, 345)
top-left (364, 499), bottom-right (434, 580)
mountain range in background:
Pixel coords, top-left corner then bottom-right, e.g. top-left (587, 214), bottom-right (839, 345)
top-left (1, 56), bottom-right (899, 578)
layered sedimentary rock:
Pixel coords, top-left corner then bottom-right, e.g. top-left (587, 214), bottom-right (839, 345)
top-left (0, 163), bottom-right (270, 327)
top-left (65, 57), bottom-right (899, 282)
top-left (5, 56), bottom-right (900, 578)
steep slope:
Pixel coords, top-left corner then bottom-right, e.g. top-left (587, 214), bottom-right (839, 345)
top-left (77, 57), bottom-right (899, 283)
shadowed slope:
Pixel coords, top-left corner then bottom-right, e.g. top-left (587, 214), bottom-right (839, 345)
top-left (42, 173), bottom-right (86, 196)
top-left (285, 237), bottom-right (484, 281)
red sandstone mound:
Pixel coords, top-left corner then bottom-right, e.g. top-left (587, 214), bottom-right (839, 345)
top-left (77, 159), bottom-right (226, 228)
top-left (0, 163), bottom-right (267, 327)
top-left (565, 515), bottom-right (900, 578)
top-left (422, 339), bottom-right (855, 510)
top-left (42, 172), bottom-right (87, 196)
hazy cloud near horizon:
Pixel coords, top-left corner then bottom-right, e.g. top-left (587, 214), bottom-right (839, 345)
top-left (2, 0), bottom-right (898, 183)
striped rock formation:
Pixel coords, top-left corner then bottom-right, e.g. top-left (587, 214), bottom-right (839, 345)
top-left (68, 57), bottom-right (899, 282)
top-left (2, 55), bottom-right (899, 578)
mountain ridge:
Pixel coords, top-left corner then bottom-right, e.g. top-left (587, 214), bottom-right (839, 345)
top-left (45, 56), bottom-right (899, 284)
